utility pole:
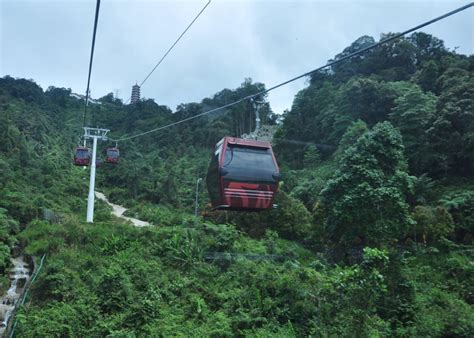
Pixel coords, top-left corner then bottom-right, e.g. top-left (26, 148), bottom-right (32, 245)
top-left (83, 127), bottom-right (109, 223)
top-left (195, 178), bottom-right (203, 216)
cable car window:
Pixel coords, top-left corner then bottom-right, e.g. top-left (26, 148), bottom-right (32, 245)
top-left (76, 150), bottom-right (90, 159)
top-left (107, 150), bottom-right (119, 158)
top-left (224, 146), bottom-right (276, 171)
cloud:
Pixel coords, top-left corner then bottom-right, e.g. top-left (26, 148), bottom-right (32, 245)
top-left (1, 0), bottom-right (472, 116)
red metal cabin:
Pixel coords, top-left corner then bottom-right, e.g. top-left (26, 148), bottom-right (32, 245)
top-left (74, 147), bottom-right (91, 166)
top-left (206, 137), bottom-right (280, 211)
top-left (105, 148), bottom-right (120, 164)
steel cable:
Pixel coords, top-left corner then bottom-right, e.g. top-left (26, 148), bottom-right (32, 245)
top-left (111, 2), bottom-right (474, 142)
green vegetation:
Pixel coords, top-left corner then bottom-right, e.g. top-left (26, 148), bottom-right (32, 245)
top-left (0, 31), bottom-right (473, 336)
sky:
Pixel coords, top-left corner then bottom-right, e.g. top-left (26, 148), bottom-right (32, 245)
top-left (1, 0), bottom-right (473, 115)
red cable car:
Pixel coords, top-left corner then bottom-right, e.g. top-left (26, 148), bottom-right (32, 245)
top-left (105, 148), bottom-right (120, 164)
top-left (206, 137), bottom-right (280, 211)
top-left (74, 147), bottom-right (91, 166)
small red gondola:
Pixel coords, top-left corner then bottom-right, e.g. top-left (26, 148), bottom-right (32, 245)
top-left (74, 147), bottom-right (90, 166)
top-left (105, 148), bottom-right (120, 164)
top-left (206, 137), bottom-right (280, 211)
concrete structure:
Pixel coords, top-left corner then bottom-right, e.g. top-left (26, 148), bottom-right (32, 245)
top-left (83, 127), bottom-right (109, 223)
top-left (70, 93), bottom-right (101, 105)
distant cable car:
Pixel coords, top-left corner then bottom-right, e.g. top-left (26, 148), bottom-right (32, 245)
top-left (105, 148), bottom-right (120, 164)
top-left (74, 147), bottom-right (90, 166)
top-left (96, 158), bottom-right (103, 167)
top-left (206, 137), bottom-right (280, 211)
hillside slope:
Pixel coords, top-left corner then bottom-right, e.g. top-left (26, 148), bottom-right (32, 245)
top-left (0, 31), bottom-right (473, 336)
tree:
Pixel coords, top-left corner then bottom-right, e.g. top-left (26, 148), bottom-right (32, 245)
top-left (408, 32), bottom-right (447, 66)
top-left (425, 68), bottom-right (474, 176)
top-left (45, 86), bottom-right (72, 107)
top-left (411, 206), bottom-right (454, 243)
top-left (413, 60), bottom-right (439, 93)
top-left (389, 83), bottom-right (437, 174)
top-left (0, 76), bottom-right (44, 103)
top-left (218, 192), bottom-right (313, 240)
top-left (321, 122), bottom-right (414, 247)
top-left (303, 145), bottom-right (321, 168)
top-left (335, 119), bottom-right (369, 160)
top-left (99, 92), bottom-right (122, 105)
top-left (338, 78), bottom-right (399, 127)
top-left (441, 191), bottom-right (474, 242)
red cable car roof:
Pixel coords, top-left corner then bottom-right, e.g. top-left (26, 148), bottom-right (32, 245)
top-left (224, 136), bottom-right (271, 149)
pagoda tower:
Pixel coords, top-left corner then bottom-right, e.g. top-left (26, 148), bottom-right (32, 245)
top-left (130, 84), bottom-right (140, 104)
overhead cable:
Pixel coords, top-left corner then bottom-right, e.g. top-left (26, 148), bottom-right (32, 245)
top-left (258, 2), bottom-right (474, 97)
top-left (125, 0), bottom-right (212, 104)
top-left (111, 2), bottom-right (473, 142)
top-left (82, 0), bottom-right (101, 128)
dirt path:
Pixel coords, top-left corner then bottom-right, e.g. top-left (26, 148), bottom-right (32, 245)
top-left (95, 192), bottom-right (150, 227)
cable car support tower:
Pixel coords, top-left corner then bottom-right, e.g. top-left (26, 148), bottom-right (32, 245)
top-left (242, 97), bottom-right (265, 140)
top-left (252, 97), bottom-right (264, 137)
top-left (83, 127), bottom-right (109, 223)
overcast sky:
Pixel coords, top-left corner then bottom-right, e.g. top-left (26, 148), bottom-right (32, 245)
top-left (1, 0), bottom-right (473, 114)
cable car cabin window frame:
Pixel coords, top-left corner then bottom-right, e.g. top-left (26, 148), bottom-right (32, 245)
top-left (76, 149), bottom-right (90, 159)
top-left (221, 145), bottom-right (278, 184)
top-left (224, 145), bottom-right (277, 170)
top-left (107, 149), bottom-right (119, 158)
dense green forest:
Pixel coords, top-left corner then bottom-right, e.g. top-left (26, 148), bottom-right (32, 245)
top-left (0, 32), bottom-right (473, 336)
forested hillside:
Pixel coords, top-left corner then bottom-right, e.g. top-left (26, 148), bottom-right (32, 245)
top-left (0, 32), bottom-right (473, 336)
